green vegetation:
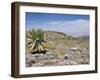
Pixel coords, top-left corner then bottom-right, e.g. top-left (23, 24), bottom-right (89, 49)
top-left (26, 28), bottom-right (47, 53)
top-left (26, 29), bottom-right (89, 57)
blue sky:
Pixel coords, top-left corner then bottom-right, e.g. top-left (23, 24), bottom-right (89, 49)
top-left (26, 12), bottom-right (90, 37)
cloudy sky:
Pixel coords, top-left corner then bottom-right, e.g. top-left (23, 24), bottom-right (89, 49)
top-left (26, 12), bottom-right (90, 37)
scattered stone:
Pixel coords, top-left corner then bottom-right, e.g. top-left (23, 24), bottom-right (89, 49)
top-left (26, 47), bottom-right (89, 67)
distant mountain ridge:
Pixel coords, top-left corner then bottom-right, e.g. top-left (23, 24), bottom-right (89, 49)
top-left (45, 31), bottom-right (74, 40)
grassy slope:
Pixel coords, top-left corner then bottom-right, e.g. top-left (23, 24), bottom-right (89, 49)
top-left (46, 31), bottom-right (89, 48)
top-left (26, 30), bottom-right (89, 57)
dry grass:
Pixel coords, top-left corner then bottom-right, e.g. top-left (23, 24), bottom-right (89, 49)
top-left (26, 31), bottom-right (89, 57)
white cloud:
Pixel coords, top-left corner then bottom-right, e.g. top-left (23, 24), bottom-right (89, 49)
top-left (45, 19), bottom-right (90, 36)
top-left (28, 19), bottom-right (90, 37)
top-left (48, 19), bottom-right (89, 28)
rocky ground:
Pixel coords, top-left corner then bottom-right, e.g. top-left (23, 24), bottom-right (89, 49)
top-left (26, 47), bottom-right (89, 67)
top-left (26, 31), bottom-right (89, 67)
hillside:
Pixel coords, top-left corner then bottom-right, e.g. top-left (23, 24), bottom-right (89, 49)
top-left (45, 31), bottom-right (89, 50)
top-left (26, 30), bottom-right (89, 67)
